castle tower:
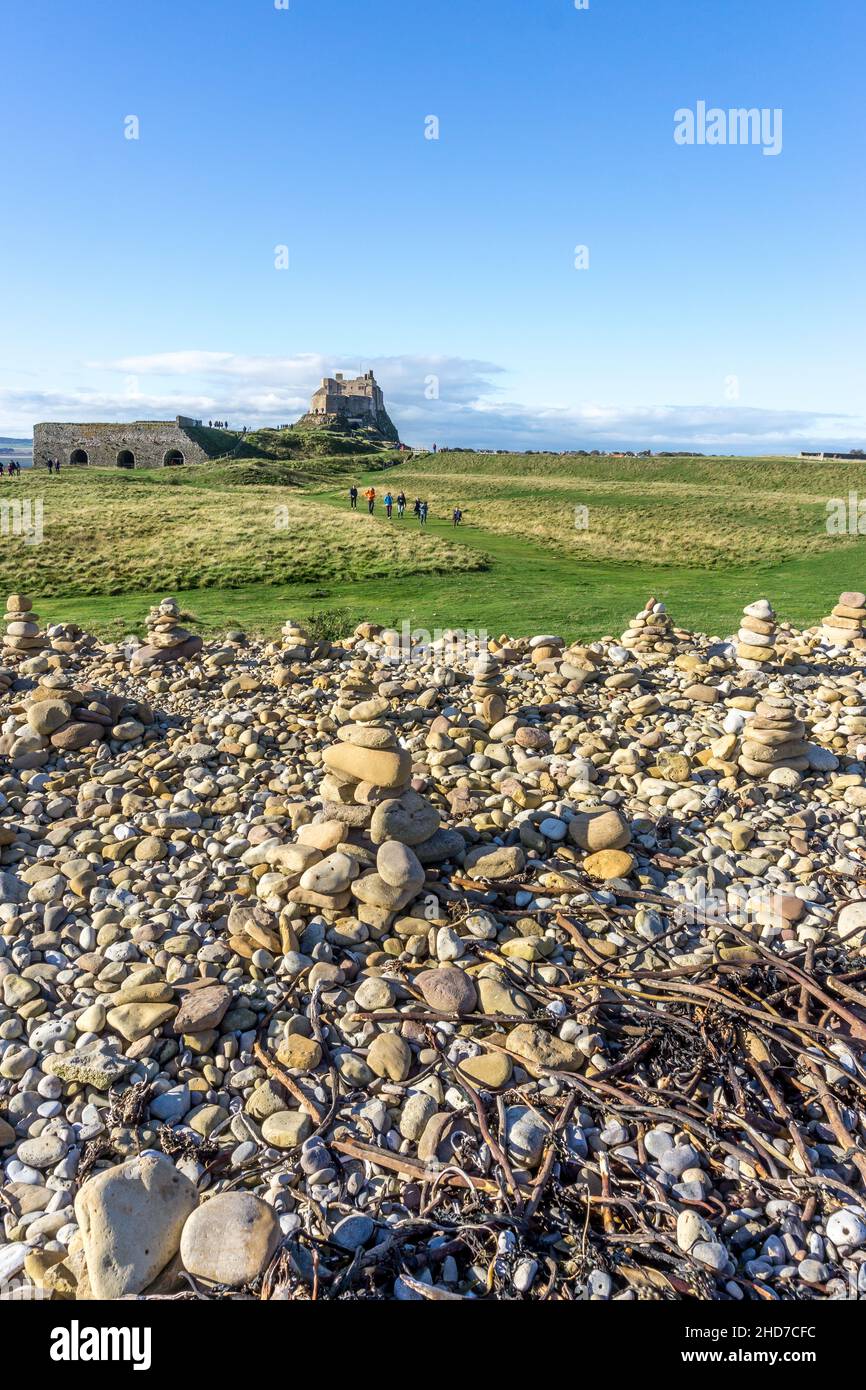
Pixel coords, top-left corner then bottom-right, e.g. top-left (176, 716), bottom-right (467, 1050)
top-left (302, 370), bottom-right (399, 442)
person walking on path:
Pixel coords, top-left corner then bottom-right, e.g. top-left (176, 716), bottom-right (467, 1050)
top-left (349, 485), bottom-right (358, 510)
top-left (365, 486), bottom-right (376, 514)
top-left (47, 459), bottom-right (53, 475)
top-left (397, 490), bottom-right (406, 518)
top-left (413, 497), bottom-right (421, 519)
top-left (419, 499), bottom-right (428, 527)
top-left (452, 506), bottom-right (462, 527)
top-left (384, 491), bottom-right (393, 519)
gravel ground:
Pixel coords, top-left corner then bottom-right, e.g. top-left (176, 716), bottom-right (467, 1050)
top-left (3, 594), bottom-right (866, 1302)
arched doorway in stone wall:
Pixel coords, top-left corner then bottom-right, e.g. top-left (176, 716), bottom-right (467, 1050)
top-left (163, 449), bottom-right (185, 466)
top-left (70, 449), bottom-right (88, 465)
top-left (117, 450), bottom-right (135, 468)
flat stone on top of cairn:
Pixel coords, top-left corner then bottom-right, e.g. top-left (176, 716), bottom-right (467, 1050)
top-left (819, 591), bottom-right (866, 649)
top-left (736, 599), bottom-right (776, 671)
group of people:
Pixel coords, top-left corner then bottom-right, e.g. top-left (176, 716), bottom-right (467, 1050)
top-left (348, 485), bottom-right (463, 528)
top-left (0, 459), bottom-right (24, 476)
top-left (43, 458), bottom-right (62, 475)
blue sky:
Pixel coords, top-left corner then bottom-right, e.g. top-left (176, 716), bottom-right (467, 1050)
top-left (1, 0), bottom-right (864, 451)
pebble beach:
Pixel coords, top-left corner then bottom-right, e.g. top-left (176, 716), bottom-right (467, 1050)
top-left (3, 592), bottom-right (866, 1301)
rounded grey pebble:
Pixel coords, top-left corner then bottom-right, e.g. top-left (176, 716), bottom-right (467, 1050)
top-left (691, 1241), bottom-right (729, 1273)
top-left (660, 1144), bottom-right (700, 1177)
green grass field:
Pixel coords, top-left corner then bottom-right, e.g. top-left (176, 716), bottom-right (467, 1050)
top-left (7, 448), bottom-right (866, 642)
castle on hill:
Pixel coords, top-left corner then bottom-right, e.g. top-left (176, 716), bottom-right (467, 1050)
top-left (297, 370), bottom-right (399, 442)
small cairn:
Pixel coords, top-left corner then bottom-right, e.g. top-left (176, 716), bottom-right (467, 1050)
top-left (530, 634), bottom-right (565, 669)
top-left (819, 590), bottom-right (866, 650)
top-left (131, 597), bottom-right (203, 671)
top-left (738, 694), bottom-right (809, 778)
top-left (470, 650), bottom-right (506, 724)
top-left (0, 673), bottom-right (157, 768)
top-left (736, 599), bottom-right (776, 671)
top-left (620, 597), bottom-right (677, 656)
top-left (308, 702), bottom-right (461, 932)
top-left (280, 619), bottom-right (312, 660)
top-left (45, 620), bottom-right (92, 658)
top-left (3, 593), bottom-right (45, 663)
top-left (331, 657), bottom-right (376, 717)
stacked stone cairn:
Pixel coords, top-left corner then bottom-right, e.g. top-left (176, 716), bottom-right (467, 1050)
top-left (281, 619), bottom-right (313, 660)
top-left (3, 593), bottom-right (45, 663)
top-left (530, 634), bottom-right (565, 670)
top-left (0, 673), bottom-right (156, 768)
top-left (556, 642), bottom-right (604, 692)
top-left (313, 700), bottom-right (462, 934)
top-left (131, 597), bottom-right (203, 671)
top-left (333, 660), bottom-right (376, 718)
top-left (470, 650), bottom-right (506, 724)
top-left (736, 599), bottom-right (777, 672)
top-left (620, 597), bottom-right (678, 656)
top-left (44, 620), bottom-right (92, 659)
top-left (819, 590), bottom-right (866, 650)
top-left (737, 694), bottom-right (809, 779)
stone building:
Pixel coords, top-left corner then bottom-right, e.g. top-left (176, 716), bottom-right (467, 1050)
top-left (32, 417), bottom-right (234, 469)
top-left (299, 371), bottom-right (399, 441)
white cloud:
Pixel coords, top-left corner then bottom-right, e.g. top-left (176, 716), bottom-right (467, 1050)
top-left (1, 350), bottom-right (864, 454)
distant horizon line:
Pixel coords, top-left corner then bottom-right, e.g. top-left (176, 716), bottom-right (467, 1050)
top-left (2, 430), bottom-right (863, 464)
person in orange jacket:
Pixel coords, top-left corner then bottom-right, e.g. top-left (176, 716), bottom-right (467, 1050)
top-left (365, 487), bottom-right (376, 514)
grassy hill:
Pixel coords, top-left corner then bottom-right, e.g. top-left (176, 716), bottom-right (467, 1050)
top-left (8, 448), bottom-right (866, 641)
top-left (3, 464), bottom-right (481, 604)
top-left (197, 420), bottom-right (405, 467)
top-left (342, 450), bottom-right (864, 569)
